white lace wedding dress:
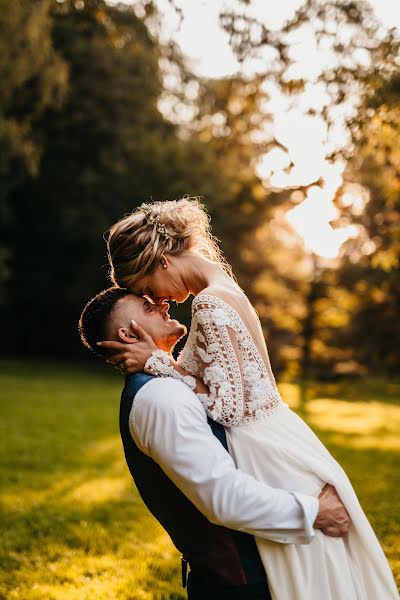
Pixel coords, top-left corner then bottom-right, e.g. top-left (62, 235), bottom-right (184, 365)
top-left (146, 289), bottom-right (399, 599)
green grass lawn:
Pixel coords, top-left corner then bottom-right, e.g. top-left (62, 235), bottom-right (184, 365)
top-left (0, 360), bottom-right (399, 599)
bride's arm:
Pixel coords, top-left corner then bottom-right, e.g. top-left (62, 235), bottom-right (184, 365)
top-left (99, 302), bottom-right (246, 425)
top-left (144, 310), bottom-right (245, 425)
top-left (97, 320), bottom-right (210, 396)
top-left (144, 349), bottom-right (210, 395)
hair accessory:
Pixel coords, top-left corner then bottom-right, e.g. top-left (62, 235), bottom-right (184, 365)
top-left (139, 203), bottom-right (170, 240)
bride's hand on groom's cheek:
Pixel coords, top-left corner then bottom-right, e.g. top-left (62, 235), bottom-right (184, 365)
top-left (97, 321), bottom-right (157, 374)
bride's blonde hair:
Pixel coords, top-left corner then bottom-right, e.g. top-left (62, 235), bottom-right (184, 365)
top-left (107, 196), bottom-right (234, 288)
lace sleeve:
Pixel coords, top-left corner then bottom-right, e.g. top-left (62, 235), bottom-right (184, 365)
top-left (143, 299), bottom-right (245, 426)
top-left (189, 299), bottom-right (245, 426)
top-left (144, 350), bottom-right (198, 390)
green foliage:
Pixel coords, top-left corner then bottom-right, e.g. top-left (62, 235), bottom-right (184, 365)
top-left (0, 0), bottom-right (67, 188)
top-left (187, 75), bottom-right (275, 273)
top-left (0, 0), bottom-right (269, 357)
top-left (0, 0), bottom-right (399, 380)
top-left (2, 1), bottom-right (161, 353)
top-left (217, 0), bottom-right (400, 377)
top-left (0, 0), bottom-right (68, 300)
top-left (1, 1), bottom-right (196, 354)
top-left (335, 72), bottom-right (400, 374)
top-left (221, 0), bottom-right (399, 133)
top-left (0, 361), bottom-right (398, 597)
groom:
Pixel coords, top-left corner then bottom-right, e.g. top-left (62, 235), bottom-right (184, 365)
top-left (79, 288), bottom-right (351, 600)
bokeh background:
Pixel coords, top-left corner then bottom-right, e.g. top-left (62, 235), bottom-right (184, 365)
top-left (0, 1), bottom-right (399, 598)
top-left (1, 0), bottom-right (400, 379)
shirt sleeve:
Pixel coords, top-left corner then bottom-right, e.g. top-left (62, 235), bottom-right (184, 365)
top-left (130, 377), bottom-right (319, 544)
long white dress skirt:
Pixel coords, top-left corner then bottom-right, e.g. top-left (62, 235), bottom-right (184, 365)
top-left (226, 402), bottom-right (399, 600)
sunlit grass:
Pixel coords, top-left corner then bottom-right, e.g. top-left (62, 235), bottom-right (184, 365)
top-left (0, 360), bottom-right (184, 600)
top-left (279, 381), bottom-right (400, 450)
top-left (1, 361), bottom-right (399, 598)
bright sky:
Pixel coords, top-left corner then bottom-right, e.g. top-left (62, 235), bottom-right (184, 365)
top-left (109, 0), bottom-right (400, 258)
top-left (155, 0), bottom-right (400, 77)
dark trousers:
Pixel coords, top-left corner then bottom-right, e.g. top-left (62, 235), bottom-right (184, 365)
top-left (187, 573), bottom-right (271, 600)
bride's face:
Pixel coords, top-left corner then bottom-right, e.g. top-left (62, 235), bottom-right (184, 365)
top-left (129, 257), bottom-right (190, 305)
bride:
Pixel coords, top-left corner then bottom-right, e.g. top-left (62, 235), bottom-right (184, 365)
top-left (101, 197), bottom-right (398, 599)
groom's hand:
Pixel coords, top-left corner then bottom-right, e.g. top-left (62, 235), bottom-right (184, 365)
top-left (314, 484), bottom-right (352, 537)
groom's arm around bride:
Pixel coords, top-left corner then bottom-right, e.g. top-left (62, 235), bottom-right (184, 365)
top-left (79, 288), bottom-right (351, 599)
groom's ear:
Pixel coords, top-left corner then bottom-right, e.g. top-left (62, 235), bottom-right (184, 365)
top-left (117, 327), bottom-right (139, 344)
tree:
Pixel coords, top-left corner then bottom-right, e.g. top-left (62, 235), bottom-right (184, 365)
top-left (336, 73), bottom-right (400, 374)
top-left (2, 0), bottom-right (185, 354)
top-left (217, 0), bottom-right (400, 376)
top-left (1, 0), bottom-right (273, 356)
top-left (0, 0), bottom-right (67, 194)
top-left (0, 0), bottom-right (67, 288)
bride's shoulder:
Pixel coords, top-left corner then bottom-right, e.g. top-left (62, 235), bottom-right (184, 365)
top-left (193, 282), bottom-right (244, 306)
top-left (192, 284), bottom-right (250, 323)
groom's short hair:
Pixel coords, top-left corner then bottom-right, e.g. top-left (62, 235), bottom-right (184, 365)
top-left (79, 287), bottom-right (130, 357)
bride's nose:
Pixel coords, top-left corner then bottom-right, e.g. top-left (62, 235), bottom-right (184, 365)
top-left (158, 302), bottom-right (170, 314)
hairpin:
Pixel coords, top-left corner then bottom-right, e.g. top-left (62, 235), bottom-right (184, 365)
top-left (139, 204), bottom-right (170, 239)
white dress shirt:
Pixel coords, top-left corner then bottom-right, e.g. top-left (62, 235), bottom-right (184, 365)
top-left (129, 377), bottom-right (319, 544)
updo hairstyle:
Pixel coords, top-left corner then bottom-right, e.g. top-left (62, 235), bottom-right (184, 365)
top-left (107, 196), bottom-right (233, 288)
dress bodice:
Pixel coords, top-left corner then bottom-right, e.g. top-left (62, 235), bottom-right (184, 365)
top-left (177, 293), bottom-right (283, 425)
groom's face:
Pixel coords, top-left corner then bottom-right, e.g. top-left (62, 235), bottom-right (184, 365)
top-left (109, 294), bottom-right (186, 351)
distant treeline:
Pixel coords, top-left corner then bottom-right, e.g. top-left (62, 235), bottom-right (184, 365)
top-left (1, 0), bottom-right (399, 377)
